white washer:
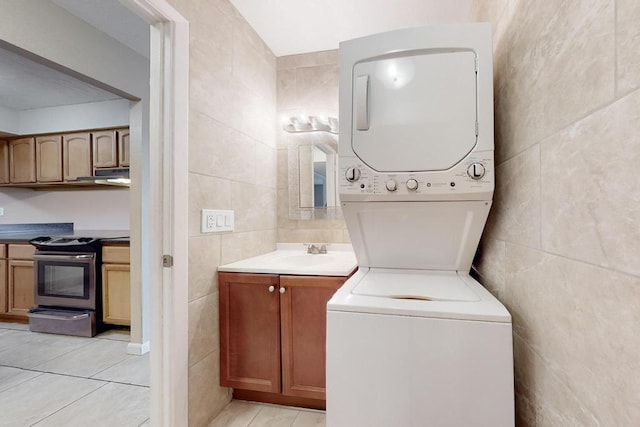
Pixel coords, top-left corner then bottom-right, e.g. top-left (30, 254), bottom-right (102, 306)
top-left (327, 24), bottom-right (514, 426)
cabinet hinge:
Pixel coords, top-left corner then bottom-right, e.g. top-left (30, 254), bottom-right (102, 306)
top-left (162, 254), bottom-right (173, 268)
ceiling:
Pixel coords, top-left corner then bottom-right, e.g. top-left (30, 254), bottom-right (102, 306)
top-left (228, 0), bottom-right (475, 56)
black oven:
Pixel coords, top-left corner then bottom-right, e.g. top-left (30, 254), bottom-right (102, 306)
top-left (28, 237), bottom-right (103, 337)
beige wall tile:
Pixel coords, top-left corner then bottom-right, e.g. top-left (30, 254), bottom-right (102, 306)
top-left (541, 90), bottom-right (640, 276)
top-left (188, 351), bottom-right (231, 427)
top-left (188, 173), bottom-right (232, 237)
top-left (472, 237), bottom-right (506, 298)
top-left (495, 0), bottom-right (615, 161)
top-left (277, 68), bottom-right (297, 110)
top-left (188, 235), bottom-right (221, 302)
top-left (231, 182), bottom-right (277, 233)
top-left (487, 144), bottom-right (540, 248)
top-left (295, 64), bottom-right (339, 113)
top-left (616, 0), bottom-right (640, 94)
top-left (254, 142), bottom-right (278, 189)
top-left (505, 243), bottom-right (640, 425)
top-left (220, 230), bottom-right (277, 265)
top-left (188, 293), bottom-right (219, 368)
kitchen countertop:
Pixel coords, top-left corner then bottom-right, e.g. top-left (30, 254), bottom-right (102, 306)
top-left (0, 223), bottom-right (129, 243)
top-left (218, 243), bottom-right (357, 276)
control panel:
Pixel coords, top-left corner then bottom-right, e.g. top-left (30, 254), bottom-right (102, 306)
top-left (339, 151), bottom-right (493, 201)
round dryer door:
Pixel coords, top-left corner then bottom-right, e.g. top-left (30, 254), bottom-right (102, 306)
top-left (351, 49), bottom-right (478, 172)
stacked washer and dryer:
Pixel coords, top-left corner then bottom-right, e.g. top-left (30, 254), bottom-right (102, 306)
top-left (327, 24), bottom-right (514, 426)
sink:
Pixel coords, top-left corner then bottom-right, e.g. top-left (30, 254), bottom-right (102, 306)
top-left (276, 254), bottom-right (338, 267)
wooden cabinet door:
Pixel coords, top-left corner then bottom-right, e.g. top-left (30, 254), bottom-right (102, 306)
top-left (219, 272), bottom-right (281, 393)
top-left (279, 275), bottom-right (345, 400)
top-left (9, 137), bottom-right (36, 183)
top-left (92, 130), bottom-right (118, 168)
top-left (0, 141), bottom-right (9, 184)
top-left (63, 133), bottom-right (92, 181)
top-left (102, 263), bottom-right (131, 325)
top-left (0, 258), bottom-right (7, 314)
top-left (7, 259), bottom-right (35, 317)
top-left (118, 129), bottom-right (130, 167)
top-left (35, 135), bottom-right (63, 182)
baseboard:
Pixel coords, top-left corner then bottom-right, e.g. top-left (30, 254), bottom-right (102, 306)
top-left (127, 340), bottom-right (150, 355)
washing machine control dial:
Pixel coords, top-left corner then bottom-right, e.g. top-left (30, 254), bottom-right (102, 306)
top-left (385, 179), bottom-right (398, 192)
top-left (467, 162), bottom-right (486, 180)
top-left (406, 179), bottom-right (419, 190)
top-left (345, 167), bottom-right (361, 182)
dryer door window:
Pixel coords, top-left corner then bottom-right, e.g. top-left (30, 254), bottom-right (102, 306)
top-left (352, 50), bottom-right (477, 172)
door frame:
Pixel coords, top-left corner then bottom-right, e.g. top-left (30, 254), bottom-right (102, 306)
top-left (120, 1), bottom-right (189, 425)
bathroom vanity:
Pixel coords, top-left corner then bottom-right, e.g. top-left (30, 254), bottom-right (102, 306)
top-left (217, 244), bottom-right (356, 409)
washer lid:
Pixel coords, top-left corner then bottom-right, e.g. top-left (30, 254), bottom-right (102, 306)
top-left (353, 269), bottom-right (480, 302)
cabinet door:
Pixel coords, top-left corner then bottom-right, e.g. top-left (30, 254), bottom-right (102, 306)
top-left (102, 263), bottom-right (131, 325)
top-left (92, 130), bottom-right (118, 168)
top-left (36, 135), bottom-right (63, 182)
top-left (9, 138), bottom-right (36, 183)
top-left (118, 129), bottom-right (130, 167)
top-left (280, 275), bottom-right (345, 400)
top-left (219, 272), bottom-right (281, 393)
top-left (63, 133), bottom-right (92, 181)
top-left (0, 258), bottom-right (7, 314)
top-left (7, 259), bottom-right (35, 317)
top-left (0, 141), bottom-right (9, 184)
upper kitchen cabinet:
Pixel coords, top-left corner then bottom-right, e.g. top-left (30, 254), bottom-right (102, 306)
top-left (35, 135), bottom-right (63, 182)
top-left (0, 141), bottom-right (8, 184)
top-left (9, 137), bottom-right (36, 183)
top-left (118, 129), bottom-right (129, 167)
top-left (63, 132), bottom-right (92, 181)
top-left (93, 130), bottom-right (118, 168)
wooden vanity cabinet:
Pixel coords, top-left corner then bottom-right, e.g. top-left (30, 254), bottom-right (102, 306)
top-left (219, 272), bottom-right (346, 407)
top-left (5, 244), bottom-right (35, 320)
top-left (101, 244), bottom-right (131, 326)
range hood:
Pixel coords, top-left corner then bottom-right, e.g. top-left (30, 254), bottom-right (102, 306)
top-left (76, 168), bottom-right (130, 187)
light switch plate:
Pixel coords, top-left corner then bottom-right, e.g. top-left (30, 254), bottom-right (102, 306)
top-left (201, 209), bottom-right (234, 233)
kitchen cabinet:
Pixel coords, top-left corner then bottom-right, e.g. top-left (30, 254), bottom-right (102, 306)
top-left (9, 137), bottom-right (36, 183)
top-left (219, 272), bottom-right (346, 406)
top-left (118, 129), bottom-right (130, 167)
top-left (93, 130), bottom-right (118, 168)
top-left (0, 244), bottom-right (7, 314)
top-left (35, 135), bottom-right (63, 182)
top-left (101, 243), bottom-right (130, 326)
top-left (0, 141), bottom-right (8, 184)
top-left (63, 132), bottom-right (92, 181)
top-left (5, 243), bottom-right (35, 320)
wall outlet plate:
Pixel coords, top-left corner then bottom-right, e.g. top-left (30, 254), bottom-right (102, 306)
top-left (201, 209), bottom-right (234, 233)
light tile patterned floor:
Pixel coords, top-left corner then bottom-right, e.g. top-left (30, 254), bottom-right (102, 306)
top-left (210, 400), bottom-right (326, 427)
top-left (0, 321), bottom-right (149, 427)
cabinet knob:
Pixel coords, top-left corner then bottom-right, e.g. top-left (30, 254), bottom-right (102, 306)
top-left (279, 287), bottom-right (286, 294)
top-left (268, 285), bottom-right (275, 293)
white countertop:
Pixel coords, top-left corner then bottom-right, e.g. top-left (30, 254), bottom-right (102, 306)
top-left (218, 243), bottom-right (357, 276)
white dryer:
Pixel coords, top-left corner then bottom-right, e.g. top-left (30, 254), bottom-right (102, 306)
top-left (327, 24), bottom-right (514, 426)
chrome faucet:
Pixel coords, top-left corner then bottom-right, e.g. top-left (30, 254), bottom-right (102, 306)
top-left (306, 243), bottom-right (327, 254)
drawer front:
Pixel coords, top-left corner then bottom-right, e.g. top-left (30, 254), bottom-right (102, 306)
top-left (8, 243), bottom-right (35, 259)
top-left (102, 245), bottom-right (130, 264)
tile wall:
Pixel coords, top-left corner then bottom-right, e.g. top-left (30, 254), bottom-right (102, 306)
top-left (167, 1), bottom-right (278, 426)
top-left (471, 1), bottom-right (640, 425)
top-left (276, 51), bottom-right (350, 244)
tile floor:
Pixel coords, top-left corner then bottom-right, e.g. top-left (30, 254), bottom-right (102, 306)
top-left (209, 400), bottom-right (326, 427)
top-left (0, 321), bottom-right (149, 427)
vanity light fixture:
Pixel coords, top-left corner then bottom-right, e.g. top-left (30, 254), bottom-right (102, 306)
top-left (283, 115), bottom-right (339, 134)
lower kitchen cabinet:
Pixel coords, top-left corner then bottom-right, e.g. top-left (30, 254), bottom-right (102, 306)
top-left (219, 272), bottom-right (346, 407)
top-left (101, 244), bottom-right (131, 326)
top-left (2, 244), bottom-right (35, 320)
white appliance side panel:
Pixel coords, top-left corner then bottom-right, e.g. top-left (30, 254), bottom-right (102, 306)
top-left (326, 311), bottom-right (515, 427)
top-left (343, 201), bottom-right (491, 271)
top-left (352, 50), bottom-right (477, 173)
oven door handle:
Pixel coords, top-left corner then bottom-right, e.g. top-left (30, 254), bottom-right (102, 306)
top-left (33, 254), bottom-right (95, 261)
top-left (28, 311), bottom-right (90, 321)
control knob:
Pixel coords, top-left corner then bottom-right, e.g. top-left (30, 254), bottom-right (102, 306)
top-left (345, 167), bottom-right (361, 182)
top-left (467, 163), bottom-right (486, 180)
top-left (385, 179), bottom-right (398, 192)
top-left (406, 179), bottom-right (418, 191)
